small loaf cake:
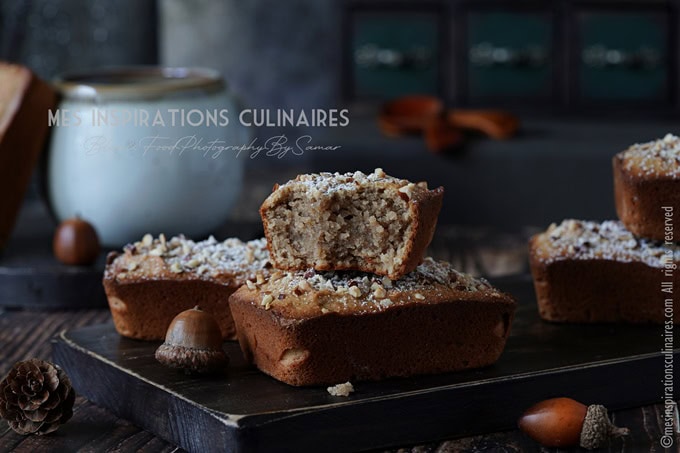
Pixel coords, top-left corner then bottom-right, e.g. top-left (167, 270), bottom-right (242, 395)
top-left (530, 220), bottom-right (680, 324)
top-left (229, 258), bottom-right (516, 386)
top-left (104, 234), bottom-right (270, 340)
top-left (613, 134), bottom-right (680, 241)
top-left (260, 168), bottom-right (444, 280)
top-left (0, 63), bottom-right (57, 250)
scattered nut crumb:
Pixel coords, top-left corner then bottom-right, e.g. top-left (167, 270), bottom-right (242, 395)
top-left (169, 262), bottom-right (182, 273)
top-left (414, 293), bottom-right (425, 300)
top-left (298, 280), bottom-right (312, 292)
top-left (373, 285), bottom-right (387, 299)
top-left (327, 382), bottom-right (354, 397)
top-left (127, 262), bottom-right (138, 272)
top-left (381, 276), bottom-right (393, 288)
top-left (245, 247), bottom-right (255, 263)
top-left (261, 294), bottom-right (274, 309)
top-left (380, 299), bottom-right (393, 308)
top-left (348, 286), bottom-right (362, 298)
top-left (256, 273), bottom-right (265, 285)
top-left (142, 234), bottom-right (153, 247)
top-left (246, 280), bottom-right (256, 290)
top-left (398, 183), bottom-right (415, 199)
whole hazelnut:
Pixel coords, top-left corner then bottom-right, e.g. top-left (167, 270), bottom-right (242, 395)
top-left (518, 397), bottom-right (629, 449)
top-left (155, 306), bottom-right (228, 374)
top-left (53, 217), bottom-right (100, 265)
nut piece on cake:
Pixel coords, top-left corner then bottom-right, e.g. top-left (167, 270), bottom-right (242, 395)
top-left (529, 219), bottom-right (680, 324)
top-left (229, 258), bottom-right (516, 386)
top-left (103, 234), bottom-right (270, 340)
top-left (613, 134), bottom-right (680, 241)
top-left (260, 169), bottom-right (444, 280)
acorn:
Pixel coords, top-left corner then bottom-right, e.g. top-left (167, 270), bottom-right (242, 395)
top-left (155, 306), bottom-right (228, 374)
top-left (53, 217), bottom-right (100, 265)
top-left (518, 397), bottom-right (629, 450)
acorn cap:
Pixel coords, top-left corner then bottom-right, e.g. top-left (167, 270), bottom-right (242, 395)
top-left (579, 404), bottom-right (630, 450)
top-left (154, 306), bottom-right (228, 374)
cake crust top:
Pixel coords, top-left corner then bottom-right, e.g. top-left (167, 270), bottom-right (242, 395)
top-left (531, 219), bottom-right (680, 267)
top-left (617, 133), bottom-right (680, 179)
top-left (268, 168), bottom-right (435, 200)
top-left (230, 257), bottom-right (514, 318)
top-left (105, 234), bottom-right (270, 286)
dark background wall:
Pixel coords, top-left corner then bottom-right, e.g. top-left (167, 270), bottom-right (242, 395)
top-left (1, 0), bottom-right (677, 228)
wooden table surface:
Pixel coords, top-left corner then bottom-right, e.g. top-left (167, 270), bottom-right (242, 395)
top-left (0, 224), bottom-right (678, 452)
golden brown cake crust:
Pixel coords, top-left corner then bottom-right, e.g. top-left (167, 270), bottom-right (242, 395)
top-left (0, 64), bottom-right (57, 249)
top-left (103, 235), bottom-right (270, 340)
top-left (260, 169), bottom-right (444, 280)
top-left (529, 220), bottom-right (680, 324)
top-left (229, 258), bottom-right (516, 386)
top-left (613, 135), bottom-right (680, 241)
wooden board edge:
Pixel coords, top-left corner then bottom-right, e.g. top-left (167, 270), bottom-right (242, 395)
top-left (51, 330), bottom-right (250, 453)
top-left (51, 325), bottom-right (679, 452)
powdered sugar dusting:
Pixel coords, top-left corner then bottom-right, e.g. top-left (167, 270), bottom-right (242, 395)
top-left (282, 168), bottom-right (429, 196)
top-left (537, 220), bottom-right (679, 267)
top-left (620, 133), bottom-right (680, 178)
top-left (248, 257), bottom-right (500, 313)
top-left (116, 234), bottom-right (270, 279)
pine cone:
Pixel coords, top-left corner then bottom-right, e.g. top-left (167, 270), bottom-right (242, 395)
top-left (0, 359), bottom-right (75, 435)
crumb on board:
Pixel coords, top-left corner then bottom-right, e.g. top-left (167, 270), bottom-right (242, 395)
top-left (327, 382), bottom-right (354, 397)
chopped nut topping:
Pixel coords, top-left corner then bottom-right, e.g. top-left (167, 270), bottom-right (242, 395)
top-left (398, 183), bottom-right (415, 200)
top-left (348, 286), bottom-right (362, 298)
top-left (256, 273), bottom-right (265, 285)
top-left (112, 235), bottom-right (270, 280)
top-left (298, 280), bottom-right (312, 292)
top-left (373, 285), bottom-right (387, 299)
top-left (245, 258), bottom-right (494, 313)
top-left (620, 133), bottom-right (680, 178)
top-left (262, 294), bottom-right (274, 309)
top-left (381, 276), bottom-right (393, 288)
top-left (538, 220), bottom-right (680, 267)
top-left (246, 280), bottom-right (256, 290)
top-left (127, 262), bottom-right (138, 272)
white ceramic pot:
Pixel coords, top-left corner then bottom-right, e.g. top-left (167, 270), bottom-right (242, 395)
top-left (46, 67), bottom-right (247, 246)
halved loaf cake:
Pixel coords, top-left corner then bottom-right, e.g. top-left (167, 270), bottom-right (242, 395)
top-left (260, 168), bottom-right (444, 280)
top-left (229, 258), bottom-right (516, 386)
top-left (530, 219), bottom-right (680, 324)
top-left (613, 134), bottom-right (680, 241)
top-left (104, 234), bottom-right (270, 340)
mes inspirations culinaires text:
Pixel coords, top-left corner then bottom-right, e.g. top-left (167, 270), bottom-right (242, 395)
top-left (48, 108), bottom-right (350, 159)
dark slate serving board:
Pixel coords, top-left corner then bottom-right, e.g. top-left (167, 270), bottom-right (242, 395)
top-left (52, 276), bottom-right (679, 453)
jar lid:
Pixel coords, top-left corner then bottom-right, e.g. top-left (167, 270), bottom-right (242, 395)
top-left (54, 66), bottom-right (224, 101)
